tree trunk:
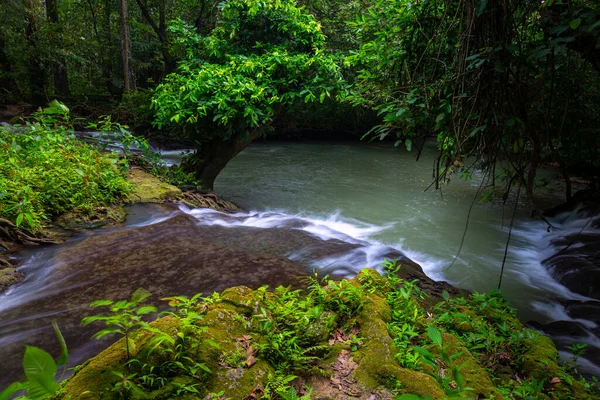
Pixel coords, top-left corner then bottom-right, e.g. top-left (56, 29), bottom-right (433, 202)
top-left (134, 0), bottom-right (174, 74)
top-left (102, 0), bottom-right (116, 95)
top-left (119, 0), bottom-right (135, 93)
top-left (24, 0), bottom-right (46, 106)
top-left (46, 0), bottom-right (70, 99)
top-left (187, 130), bottom-right (262, 189)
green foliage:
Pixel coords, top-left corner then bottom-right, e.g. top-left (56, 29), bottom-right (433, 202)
top-left (0, 322), bottom-right (68, 400)
top-left (81, 288), bottom-right (156, 361)
top-left (81, 290), bottom-right (218, 397)
top-left (346, 0), bottom-right (600, 201)
top-left (252, 285), bottom-right (331, 373)
top-left (0, 101), bottom-right (130, 231)
top-left (384, 260), bottom-right (426, 370)
top-left (152, 0), bottom-right (347, 142)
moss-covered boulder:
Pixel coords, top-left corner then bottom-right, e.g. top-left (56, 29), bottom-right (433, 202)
top-left (126, 168), bottom-right (182, 203)
top-left (52, 270), bottom-right (599, 400)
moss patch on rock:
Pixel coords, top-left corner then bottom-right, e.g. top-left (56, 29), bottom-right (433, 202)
top-left (126, 168), bottom-right (182, 204)
top-left (0, 267), bottom-right (22, 292)
top-left (54, 205), bottom-right (127, 229)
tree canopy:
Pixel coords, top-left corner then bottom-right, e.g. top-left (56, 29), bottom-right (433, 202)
top-left (151, 0), bottom-right (346, 188)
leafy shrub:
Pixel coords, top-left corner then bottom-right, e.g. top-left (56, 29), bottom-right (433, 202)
top-left (0, 101), bottom-right (131, 231)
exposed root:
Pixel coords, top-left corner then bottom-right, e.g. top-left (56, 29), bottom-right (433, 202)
top-left (0, 218), bottom-right (61, 245)
top-left (179, 191), bottom-right (240, 213)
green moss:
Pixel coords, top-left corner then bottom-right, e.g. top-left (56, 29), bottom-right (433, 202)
top-left (440, 333), bottom-right (497, 398)
top-left (0, 267), bottom-right (22, 292)
top-left (355, 268), bottom-right (391, 295)
top-left (54, 206), bottom-right (127, 229)
top-left (352, 293), bottom-right (445, 399)
top-left (220, 285), bottom-right (255, 314)
top-left (521, 332), bottom-right (560, 380)
top-left (126, 169), bottom-right (182, 203)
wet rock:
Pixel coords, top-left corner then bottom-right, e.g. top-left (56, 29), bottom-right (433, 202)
top-left (564, 300), bottom-right (600, 324)
top-left (529, 320), bottom-right (590, 338)
top-left (542, 232), bottom-right (600, 299)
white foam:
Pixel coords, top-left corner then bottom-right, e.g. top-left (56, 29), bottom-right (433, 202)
top-left (179, 205), bottom-right (448, 282)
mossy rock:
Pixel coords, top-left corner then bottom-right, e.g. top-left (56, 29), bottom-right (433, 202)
top-left (126, 168), bottom-right (182, 203)
top-left (57, 316), bottom-right (182, 399)
top-left (352, 293), bottom-right (445, 399)
top-left (53, 274), bottom-right (598, 400)
top-left (521, 332), bottom-right (561, 380)
top-left (0, 267), bottom-right (22, 292)
top-left (220, 285), bottom-right (256, 315)
top-left (355, 268), bottom-right (391, 294)
top-left (54, 206), bottom-right (127, 229)
top-left (439, 333), bottom-right (497, 399)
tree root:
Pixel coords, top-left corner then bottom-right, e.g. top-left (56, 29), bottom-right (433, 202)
top-left (0, 218), bottom-right (62, 245)
top-left (178, 191), bottom-right (240, 213)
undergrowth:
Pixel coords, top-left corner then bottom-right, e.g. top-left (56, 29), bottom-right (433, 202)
top-left (0, 101), bottom-right (131, 231)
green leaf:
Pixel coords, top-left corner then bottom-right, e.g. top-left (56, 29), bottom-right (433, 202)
top-left (16, 213), bottom-right (24, 227)
top-left (404, 139), bottom-right (413, 151)
top-left (52, 321), bottom-right (69, 367)
top-left (25, 214), bottom-right (35, 228)
top-left (136, 305), bottom-right (157, 315)
top-left (0, 382), bottom-right (26, 400)
top-left (89, 300), bottom-right (113, 307)
top-left (476, 0), bottom-right (488, 17)
top-left (442, 290), bottom-right (450, 302)
top-left (23, 346), bottom-right (58, 398)
top-left (427, 326), bottom-right (443, 347)
top-left (132, 288), bottom-right (152, 303)
top-left (75, 169), bottom-right (84, 177)
top-left (570, 18), bottom-right (581, 30)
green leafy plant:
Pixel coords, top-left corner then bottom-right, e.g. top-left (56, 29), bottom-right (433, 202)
top-left (152, 0), bottom-right (348, 188)
top-left (81, 288), bottom-right (156, 360)
top-left (141, 293), bottom-right (217, 381)
top-left (0, 322), bottom-right (68, 400)
top-left (411, 326), bottom-right (470, 396)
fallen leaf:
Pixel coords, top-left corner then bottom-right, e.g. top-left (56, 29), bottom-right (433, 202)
top-left (550, 377), bottom-right (561, 384)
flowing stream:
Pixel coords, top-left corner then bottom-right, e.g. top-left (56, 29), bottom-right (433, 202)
top-left (1, 139), bottom-right (599, 387)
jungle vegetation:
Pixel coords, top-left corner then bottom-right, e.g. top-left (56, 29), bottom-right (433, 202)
top-left (1, 0), bottom-right (599, 203)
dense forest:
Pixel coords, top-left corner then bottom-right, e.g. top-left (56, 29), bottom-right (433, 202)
top-left (1, 0), bottom-right (600, 399)
top-left (2, 0), bottom-right (600, 199)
